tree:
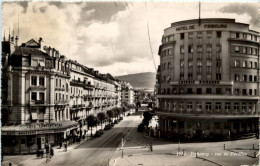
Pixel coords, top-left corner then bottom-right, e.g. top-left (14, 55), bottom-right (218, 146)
top-left (97, 112), bottom-right (106, 129)
top-left (142, 111), bottom-right (153, 126)
top-left (86, 114), bottom-right (97, 136)
top-left (106, 110), bottom-right (114, 123)
top-left (112, 108), bottom-right (119, 120)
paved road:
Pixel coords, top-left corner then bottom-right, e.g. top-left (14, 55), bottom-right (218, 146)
top-left (44, 114), bottom-right (142, 166)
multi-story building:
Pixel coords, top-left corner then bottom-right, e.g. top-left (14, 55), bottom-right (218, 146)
top-left (1, 37), bottom-right (122, 154)
top-left (120, 81), bottom-right (134, 105)
top-left (156, 18), bottom-right (259, 140)
top-left (1, 38), bottom-right (78, 154)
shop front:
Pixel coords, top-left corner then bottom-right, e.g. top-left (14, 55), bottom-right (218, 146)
top-left (2, 121), bottom-right (78, 155)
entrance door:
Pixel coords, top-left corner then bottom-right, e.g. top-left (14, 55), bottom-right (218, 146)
top-left (37, 138), bottom-right (41, 150)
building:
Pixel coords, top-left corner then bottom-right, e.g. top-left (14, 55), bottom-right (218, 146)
top-left (156, 18), bottom-right (259, 140)
top-left (1, 37), bottom-right (78, 154)
top-left (120, 81), bottom-right (134, 105)
top-left (1, 37), bottom-right (122, 154)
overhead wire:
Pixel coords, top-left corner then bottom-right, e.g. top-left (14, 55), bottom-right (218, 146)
top-left (145, 2), bottom-right (157, 72)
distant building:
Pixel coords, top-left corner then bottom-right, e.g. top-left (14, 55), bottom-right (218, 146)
top-left (156, 18), bottom-right (259, 140)
top-left (120, 81), bottom-right (134, 105)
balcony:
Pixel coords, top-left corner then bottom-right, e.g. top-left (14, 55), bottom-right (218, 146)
top-left (54, 100), bottom-right (68, 105)
top-left (29, 86), bottom-right (46, 91)
top-left (29, 100), bottom-right (45, 105)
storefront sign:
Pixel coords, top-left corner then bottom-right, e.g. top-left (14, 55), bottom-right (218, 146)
top-left (176, 24), bottom-right (227, 32)
top-left (176, 25), bottom-right (195, 31)
top-left (204, 24), bottom-right (227, 28)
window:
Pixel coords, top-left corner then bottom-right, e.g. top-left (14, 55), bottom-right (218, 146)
top-left (205, 53), bottom-right (211, 60)
top-left (179, 102), bottom-right (184, 110)
top-left (235, 46), bottom-right (240, 52)
top-left (180, 33), bottom-right (184, 40)
top-left (206, 67), bottom-right (212, 74)
top-left (168, 62), bottom-right (171, 68)
top-left (206, 31), bottom-right (212, 38)
top-left (249, 89), bottom-right (253, 95)
top-left (234, 103), bottom-right (239, 111)
top-left (197, 67), bottom-right (202, 74)
top-left (216, 74), bottom-right (221, 80)
top-left (215, 103), bottom-right (221, 111)
top-left (242, 103), bottom-right (246, 111)
top-left (255, 62), bottom-right (257, 69)
top-left (39, 92), bottom-right (44, 101)
top-left (206, 102), bottom-right (212, 111)
top-left (249, 75), bottom-right (253, 82)
top-left (216, 46), bottom-right (221, 52)
top-left (197, 45), bottom-right (202, 53)
top-left (197, 88), bottom-right (202, 94)
top-left (254, 89), bottom-right (257, 96)
top-left (234, 74), bottom-right (240, 81)
top-left (188, 46), bottom-right (193, 53)
top-left (243, 33), bottom-right (247, 39)
top-left (206, 46), bottom-right (212, 52)
top-left (216, 60), bottom-right (221, 67)
top-left (216, 67), bottom-right (221, 73)
top-left (242, 47), bottom-right (247, 54)
top-left (206, 88), bottom-right (212, 94)
top-left (187, 88), bottom-right (193, 94)
top-left (249, 61), bottom-right (253, 68)
top-left (252, 48), bottom-right (256, 55)
top-left (235, 32), bottom-right (239, 38)
top-left (39, 77), bottom-right (45, 86)
top-left (242, 61), bottom-right (247, 68)
top-left (188, 61), bottom-right (193, 67)
top-left (196, 103), bottom-right (202, 111)
top-left (187, 102), bottom-right (193, 110)
top-left (234, 60), bottom-right (240, 67)
top-left (197, 53), bottom-right (202, 59)
top-left (180, 46), bottom-right (185, 54)
top-left (180, 60), bottom-right (184, 67)
top-left (216, 31), bottom-right (221, 38)
top-left (225, 102), bottom-right (231, 111)
top-left (235, 89), bottom-right (240, 95)
top-left (216, 88), bottom-right (222, 94)
top-left (248, 47), bottom-right (252, 54)
top-left (31, 76), bottom-right (37, 86)
top-left (243, 75), bottom-right (247, 81)
top-left (188, 74), bottom-right (193, 80)
top-left (188, 32), bottom-right (193, 38)
top-left (226, 88), bottom-right (231, 95)
top-left (197, 74), bottom-right (202, 80)
top-left (197, 31), bottom-right (202, 38)
top-left (242, 89), bottom-right (247, 95)
top-left (254, 75), bottom-right (257, 82)
top-left (180, 74), bottom-right (184, 80)
top-left (31, 92), bottom-right (37, 101)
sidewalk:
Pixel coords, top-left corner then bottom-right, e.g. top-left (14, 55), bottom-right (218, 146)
top-left (1, 123), bottom-right (104, 166)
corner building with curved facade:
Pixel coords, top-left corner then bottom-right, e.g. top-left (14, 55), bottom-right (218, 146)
top-left (156, 18), bottom-right (259, 140)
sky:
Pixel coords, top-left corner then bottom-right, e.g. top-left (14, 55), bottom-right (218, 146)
top-left (2, 1), bottom-right (259, 76)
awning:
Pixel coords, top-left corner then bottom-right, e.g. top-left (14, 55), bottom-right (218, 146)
top-left (31, 113), bottom-right (38, 120)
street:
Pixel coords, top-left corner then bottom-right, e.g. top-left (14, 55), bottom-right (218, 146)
top-left (41, 113), bottom-right (143, 166)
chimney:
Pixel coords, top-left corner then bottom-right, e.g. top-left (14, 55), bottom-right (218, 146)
top-left (55, 51), bottom-right (60, 59)
top-left (38, 37), bottom-right (42, 49)
top-left (52, 48), bottom-right (56, 57)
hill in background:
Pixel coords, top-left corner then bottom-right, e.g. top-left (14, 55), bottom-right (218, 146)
top-left (115, 72), bottom-right (156, 89)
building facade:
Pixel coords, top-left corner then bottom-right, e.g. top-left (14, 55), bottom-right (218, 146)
top-left (2, 37), bottom-right (122, 154)
top-left (120, 81), bottom-right (135, 105)
top-left (156, 18), bottom-right (259, 140)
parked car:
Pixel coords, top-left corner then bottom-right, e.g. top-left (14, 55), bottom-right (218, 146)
top-left (94, 130), bottom-right (103, 137)
top-left (110, 123), bottom-right (114, 127)
top-left (127, 113), bottom-right (131, 116)
top-left (98, 129), bottom-right (104, 135)
top-left (104, 124), bottom-right (111, 130)
top-left (119, 117), bottom-right (123, 120)
top-left (114, 120), bottom-right (118, 124)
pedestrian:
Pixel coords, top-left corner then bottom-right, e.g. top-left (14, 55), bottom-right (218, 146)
top-left (50, 147), bottom-right (54, 158)
top-left (60, 141), bottom-right (62, 148)
top-left (45, 143), bottom-right (49, 155)
top-left (64, 142), bottom-right (67, 152)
